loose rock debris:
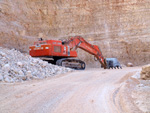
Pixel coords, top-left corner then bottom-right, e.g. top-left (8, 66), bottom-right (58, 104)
top-left (131, 69), bottom-right (150, 113)
top-left (0, 47), bottom-right (73, 83)
top-left (140, 64), bottom-right (150, 80)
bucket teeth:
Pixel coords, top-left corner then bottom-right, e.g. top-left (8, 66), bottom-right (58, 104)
top-left (107, 66), bottom-right (122, 69)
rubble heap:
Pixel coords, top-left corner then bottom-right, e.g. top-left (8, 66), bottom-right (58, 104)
top-left (0, 47), bottom-right (73, 83)
top-left (140, 64), bottom-right (150, 80)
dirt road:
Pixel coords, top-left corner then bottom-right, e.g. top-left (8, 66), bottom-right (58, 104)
top-left (0, 67), bottom-right (141, 113)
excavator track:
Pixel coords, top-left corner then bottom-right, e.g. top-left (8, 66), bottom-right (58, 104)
top-left (56, 58), bottom-right (86, 70)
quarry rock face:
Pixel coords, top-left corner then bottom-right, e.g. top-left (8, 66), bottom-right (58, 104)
top-left (141, 64), bottom-right (150, 80)
top-left (0, 0), bottom-right (150, 66)
top-left (0, 47), bottom-right (73, 83)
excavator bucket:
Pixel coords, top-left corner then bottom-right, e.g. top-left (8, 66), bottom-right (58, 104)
top-left (106, 58), bottom-right (122, 69)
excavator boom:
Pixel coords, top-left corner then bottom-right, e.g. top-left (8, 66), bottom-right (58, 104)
top-left (63, 36), bottom-right (107, 69)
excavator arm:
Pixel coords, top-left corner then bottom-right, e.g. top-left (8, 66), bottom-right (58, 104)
top-left (63, 36), bottom-right (107, 69)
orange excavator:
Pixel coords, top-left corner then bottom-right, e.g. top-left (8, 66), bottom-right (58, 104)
top-left (29, 36), bottom-right (107, 69)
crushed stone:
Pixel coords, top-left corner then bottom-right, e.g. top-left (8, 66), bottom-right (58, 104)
top-left (0, 47), bottom-right (73, 83)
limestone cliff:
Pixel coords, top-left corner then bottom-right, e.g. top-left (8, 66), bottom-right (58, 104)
top-left (0, 0), bottom-right (150, 66)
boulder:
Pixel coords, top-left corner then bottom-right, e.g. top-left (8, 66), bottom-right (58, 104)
top-left (26, 71), bottom-right (33, 79)
top-left (41, 62), bottom-right (48, 68)
top-left (0, 52), bottom-right (6, 57)
top-left (17, 62), bottom-right (23, 67)
top-left (140, 64), bottom-right (150, 80)
top-left (18, 75), bottom-right (26, 80)
top-left (127, 62), bottom-right (133, 67)
top-left (2, 64), bottom-right (10, 71)
top-left (18, 70), bottom-right (24, 76)
top-left (4, 76), bottom-right (14, 83)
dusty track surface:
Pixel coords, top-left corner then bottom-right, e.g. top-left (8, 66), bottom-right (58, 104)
top-left (0, 67), bottom-right (141, 113)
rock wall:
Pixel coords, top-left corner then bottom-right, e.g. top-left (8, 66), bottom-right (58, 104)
top-left (0, 0), bottom-right (150, 66)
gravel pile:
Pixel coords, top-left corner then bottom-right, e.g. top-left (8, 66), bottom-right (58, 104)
top-left (0, 47), bottom-right (73, 83)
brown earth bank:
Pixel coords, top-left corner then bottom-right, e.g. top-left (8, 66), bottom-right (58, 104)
top-left (0, 67), bottom-right (146, 113)
top-left (0, 0), bottom-right (150, 67)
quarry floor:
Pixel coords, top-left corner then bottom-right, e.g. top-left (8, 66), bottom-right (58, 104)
top-left (0, 67), bottom-right (144, 113)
